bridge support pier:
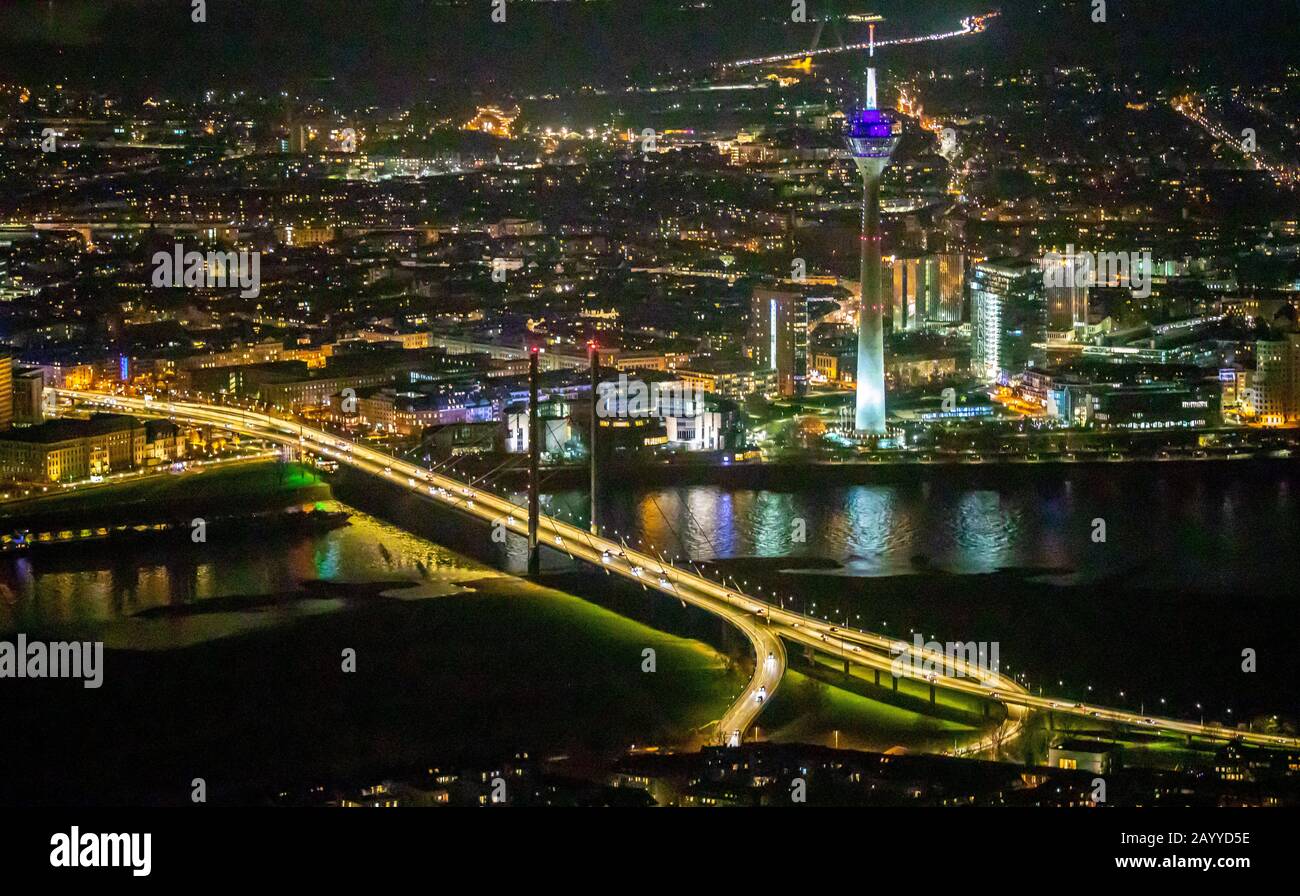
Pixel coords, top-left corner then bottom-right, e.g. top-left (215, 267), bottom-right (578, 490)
top-left (527, 348), bottom-right (541, 576)
top-left (588, 341), bottom-right (599, 536)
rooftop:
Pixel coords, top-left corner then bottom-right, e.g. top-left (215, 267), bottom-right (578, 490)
top-left (0, 413), bottom-right (140, 444)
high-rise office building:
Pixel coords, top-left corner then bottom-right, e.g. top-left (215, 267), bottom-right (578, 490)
top-left (750, 287), bottom-right (808, 398)
top-left (846, 24), bottom-right (901, 435)
top-left (970, 260), bottom-right (1047, 383)
top-left (0, 354), bottom-right (12, 431)
top-left (891, 253), bottom-right (965, 331)
top-left (0, 247), bottom-right (14, 300)
top-left (13, 368), bottom-right (46, 425)
top-left (1249, 333), bottom-right (1300, 425)
top-left (1040, 251), bottom-right (1090, 330)
top-left (933, 253), bottom-right (965, 323)
top-left (1045, 281), bottom-right (1089, 330)
top-left (891, 257), bottom-right (923, 332)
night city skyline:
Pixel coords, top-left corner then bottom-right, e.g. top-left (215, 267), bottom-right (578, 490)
top-left (1, 0), bottom-right (1298, 875)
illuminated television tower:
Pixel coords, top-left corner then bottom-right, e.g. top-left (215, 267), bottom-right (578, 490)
top-left (846, 24), bottom-right (900, 436)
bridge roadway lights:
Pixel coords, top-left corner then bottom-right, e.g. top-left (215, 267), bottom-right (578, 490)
top-left (527, 349), bottom-right (541, 577)
top-left (588, 341), bottom-right (599, 537)
top-left (54, 391), bottom-right (1300, 755)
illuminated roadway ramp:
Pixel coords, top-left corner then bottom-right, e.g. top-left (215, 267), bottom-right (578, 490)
top-left (57, 391), bottom-right (783, 745)
top-left (57, 391), bottom-right (1300, 754)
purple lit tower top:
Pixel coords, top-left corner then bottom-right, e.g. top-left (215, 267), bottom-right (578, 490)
top-left (846, 107), bottom-right (900, 156)
top-left (845, 24), bottom-right (901, 162)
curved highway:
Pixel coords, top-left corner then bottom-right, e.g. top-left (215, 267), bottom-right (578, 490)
top-left (58, 390), bottom-right (784, 745)
top-left (58, 390), bottom-right (1300, 754)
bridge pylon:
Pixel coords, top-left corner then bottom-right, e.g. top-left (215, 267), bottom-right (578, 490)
top-left (527, 347), bottom-right (541, 576)
top-left (808, 0), bottom-right (846, 54)
top-left (588, 341), bottom-right (600, 536)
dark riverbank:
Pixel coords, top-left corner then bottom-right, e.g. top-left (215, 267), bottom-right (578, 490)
top-left (1, 508), bottom-right (349, 560)
top-left (129, 579), bottom-right (411, 619)
top-left (0, 573), bottom-right (747, 805)
top-left (0, 462), bottom-right (331, 534)
top-left (0, 464), bottom-right (755, 805)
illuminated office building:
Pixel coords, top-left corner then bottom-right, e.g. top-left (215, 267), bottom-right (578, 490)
top-left (970, 260), bottom-right (1047, 383)
top-left (750, 288), bottom-right (809, 398)
top-left (891, 253), bottom-right (965, 331)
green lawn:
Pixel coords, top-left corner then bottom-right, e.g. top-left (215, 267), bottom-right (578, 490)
top-left (758, 669), bottom-right (984, 754)
top-left (459, 575), bottom-right (750, 749)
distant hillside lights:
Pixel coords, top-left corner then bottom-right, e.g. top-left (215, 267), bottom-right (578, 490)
top-left (1042, 245), bottom-right (1153, 299)
top-left (151, 243), bottom-right (261, 298)
top-left (464, 104), bottom-right (518, 138)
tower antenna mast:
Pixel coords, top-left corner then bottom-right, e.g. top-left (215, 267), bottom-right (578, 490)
top-left (866, 23), bottom-right (877, 110)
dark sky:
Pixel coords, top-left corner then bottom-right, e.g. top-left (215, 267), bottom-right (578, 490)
top-left (0, 0), bottom-right (946, 97)
top-left (0, 1), bottom-right (1296, 102)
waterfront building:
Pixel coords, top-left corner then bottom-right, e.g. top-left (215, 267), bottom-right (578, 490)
top-left (675, 359), bottom-right (777, 401)
top-left (1246, 333), bottom-right (1300, 425)
top-left (749, 288), bottom-right (808, 398)
top-left (970, 259), bottom-right (1047, 383)
top-left (0, 414), bottom-right (148, 483)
